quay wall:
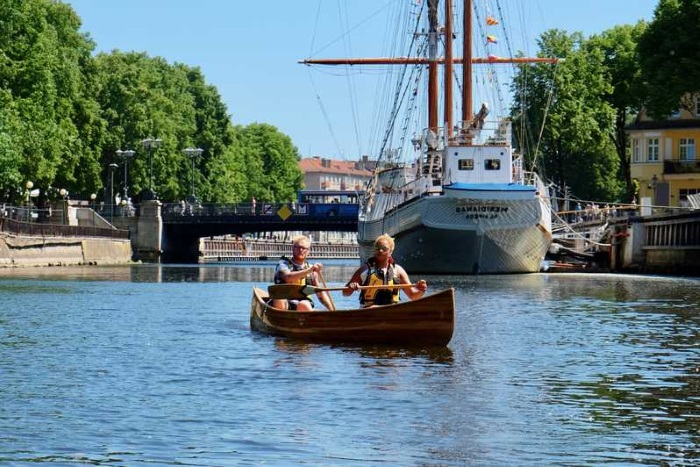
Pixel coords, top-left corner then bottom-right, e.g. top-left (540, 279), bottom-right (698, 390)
top-left (612, 210), bottom-right (700, 276)
top-left (0, 233), bottom-right (132, 268)
top-left (0, 202), bottom-right (133, 268)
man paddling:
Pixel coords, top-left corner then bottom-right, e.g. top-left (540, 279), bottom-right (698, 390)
top-left (343, 233), bottom-right (427, 307)
top-left (271, 235), bottom-right (334, 311)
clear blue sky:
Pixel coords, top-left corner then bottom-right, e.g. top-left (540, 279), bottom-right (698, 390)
top-left (63, 0), bottom-right (659, 159)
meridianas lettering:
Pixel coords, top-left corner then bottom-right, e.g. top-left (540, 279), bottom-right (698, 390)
top-left (455, 206), bottom-right (509, 213)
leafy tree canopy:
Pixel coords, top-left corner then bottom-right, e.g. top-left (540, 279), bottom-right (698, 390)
top-left (0, 0), bottom-right (306, 206)
top-left (638, 0), bottom-right (700, 117)
top-left (512, 29), bottom-right (622, 204)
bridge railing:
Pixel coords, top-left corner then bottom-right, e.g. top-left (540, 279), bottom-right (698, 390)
top-left (162, 202), bottom-right (253, 218)
top-left (161, 202), bottom-right (360, 220)
top-left (0, 216), bottom-right (129, 239)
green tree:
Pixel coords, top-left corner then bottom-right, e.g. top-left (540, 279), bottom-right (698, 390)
top-left (586, 22), bottom-right (648, 201)
top-left (236, 123), bottom-right (303, 202)
top-left (638, 0), bottom-right (700, 117)
top-left (512, 29), bottom-right (621, 204)
top-left (1, 1), bottom-right (306, 206)
top-left (0, 0), bottom-right (105, 202)
top-left (180, 65), bottom-right (245, 203)
top-left (94, 51), bottom-right (196, 201)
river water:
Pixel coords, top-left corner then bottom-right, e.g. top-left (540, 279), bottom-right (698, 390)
top-left (1, 262), bottom-right (699, 466)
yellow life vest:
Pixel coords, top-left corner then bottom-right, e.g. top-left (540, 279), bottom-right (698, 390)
top-left (274, 257), bottom-right (309, 285)
top-left (360, 260), bottom-right (400, 306)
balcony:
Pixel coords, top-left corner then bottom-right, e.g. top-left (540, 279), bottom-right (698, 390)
top-left (664, 160), bottom-right (700, 174)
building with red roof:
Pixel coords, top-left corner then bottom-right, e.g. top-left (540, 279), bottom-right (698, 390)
top-left (298, 156), bottom-right (375, 191)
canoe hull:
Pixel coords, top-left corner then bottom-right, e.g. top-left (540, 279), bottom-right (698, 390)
top-left (250, 288), bottom-right (455, 346)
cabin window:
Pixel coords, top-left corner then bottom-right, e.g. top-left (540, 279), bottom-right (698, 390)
top-left (458, 159), bottom-right (474, 170)
top-left (484, 159), bottom-right (501, 170)
top-left (647, 138), bottom-right (659, 162)
top-left (680, 138), bottom-right (696, 161)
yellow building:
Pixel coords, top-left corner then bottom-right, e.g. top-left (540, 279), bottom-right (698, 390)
top-left (628, 93), bottom-right (700, 211)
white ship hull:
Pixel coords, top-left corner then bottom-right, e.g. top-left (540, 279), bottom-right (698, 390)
top-left (358, 188), bottom-right (551, 274)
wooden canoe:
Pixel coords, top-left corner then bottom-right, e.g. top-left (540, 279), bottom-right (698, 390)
top-left (250, 287), bottom-right (455, 346)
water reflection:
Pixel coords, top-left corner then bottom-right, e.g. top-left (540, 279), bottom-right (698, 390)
top-left (0, 262), bottom-right (360, 284)
top-left (270, 338), bottom-right (454, 366)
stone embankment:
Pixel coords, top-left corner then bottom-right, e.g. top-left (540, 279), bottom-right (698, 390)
top-left (0, 202), bottom-right (133, 268)
top-left (0, 233), bottom-right (132, 268)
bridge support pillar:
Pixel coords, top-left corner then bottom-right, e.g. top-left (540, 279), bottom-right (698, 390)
top-left (135, 200), bottom-right (162, 263)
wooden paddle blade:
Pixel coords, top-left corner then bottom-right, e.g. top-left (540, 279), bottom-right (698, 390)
top-left (267, 284), bottom-right (315, 299)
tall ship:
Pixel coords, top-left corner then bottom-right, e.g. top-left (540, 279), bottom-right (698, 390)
top-left (303, 0), bottom-right (558, 274)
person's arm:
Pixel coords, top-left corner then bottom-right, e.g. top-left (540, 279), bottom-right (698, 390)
top-left (395, 266), bottom-right (428, 300)
top-left (342, 267), bottom-right (365, 296)
top-left (279, 263), bottom-right (320, 283)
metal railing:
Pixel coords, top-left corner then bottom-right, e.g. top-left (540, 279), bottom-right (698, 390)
top-left (0, 207), bottom-right (129, 240)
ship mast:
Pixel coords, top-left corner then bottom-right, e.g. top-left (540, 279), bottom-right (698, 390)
top-left (301, 0), bottom-right (558, 144)
top-left (462, 0), bottom-right (473, 127)
top-left (444, 0), bottom-right (454, 138)
top-left (428, 0), bottom-right (440, 133)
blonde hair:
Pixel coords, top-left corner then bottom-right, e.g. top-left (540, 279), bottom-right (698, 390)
top-left (374, 233), bottom-right (395, 251)
top-left (292, 235), bottom-right (311, 247)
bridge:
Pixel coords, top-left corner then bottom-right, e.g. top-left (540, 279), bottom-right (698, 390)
top-left (157, 202), bottom-right (359, 262)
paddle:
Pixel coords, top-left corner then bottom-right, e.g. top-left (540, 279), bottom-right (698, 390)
top-left (268, 283), bottom-right (416, 300)
top-left (317, 270), bottom-right (336, 311)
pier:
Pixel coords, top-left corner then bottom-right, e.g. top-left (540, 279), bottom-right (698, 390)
top-left (550, 207), bottom-right (700, 276)
top-left (199, 237), bottom-right (358, 262)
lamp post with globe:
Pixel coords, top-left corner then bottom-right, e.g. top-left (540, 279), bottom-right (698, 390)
top-left (25, 181), bottom-right (33, 222)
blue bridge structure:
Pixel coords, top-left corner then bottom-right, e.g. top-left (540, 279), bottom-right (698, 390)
top-left (159, 201), bottom-right (359, 263)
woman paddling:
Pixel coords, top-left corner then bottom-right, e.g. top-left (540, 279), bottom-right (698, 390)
top-left (343, 233), bottom-right (428, 307)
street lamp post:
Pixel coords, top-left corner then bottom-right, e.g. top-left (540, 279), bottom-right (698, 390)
top-left (141, 137), bottom-right (163, 200)
top-left (182, 147), bottom-right (204, 202)
top-left (25, 181), bottom-right (33, 222)
top-left (59, 188), bottom-right (68, 224)
top-left (109, 163), bottom-right (118, 221)
top-left (116, 149), bottom-right (135, 201)
top-left (90, 193), bottom-right (97, 226)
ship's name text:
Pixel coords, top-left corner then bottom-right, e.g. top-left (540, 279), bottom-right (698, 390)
top-left (455, 205), bottom-right (509, 220)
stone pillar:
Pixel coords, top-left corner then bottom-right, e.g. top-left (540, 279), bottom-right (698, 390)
top-left (135, 200), bottom-right (162, 262)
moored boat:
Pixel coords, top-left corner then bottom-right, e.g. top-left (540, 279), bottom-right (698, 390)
top-left (250, 287), bottom-right (455, 346)
top-left (302, 0), bottom-right (559, 274)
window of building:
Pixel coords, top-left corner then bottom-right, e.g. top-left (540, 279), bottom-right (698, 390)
top-left (670, 109), bottom-right (681, 118)
top-left (647, 138), bottom-right (659, 162)
top-left (458, 159), bottom-right (474, 170)
top-left (632, 139), bottom-right (640, 162)
top-left (680, 138), bottom-right (696, 161)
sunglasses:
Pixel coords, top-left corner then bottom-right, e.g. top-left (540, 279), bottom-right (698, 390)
top-left (374, 246), bottom-right (390, 252)
top-left (294, 245), bottom-right (309, 251)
